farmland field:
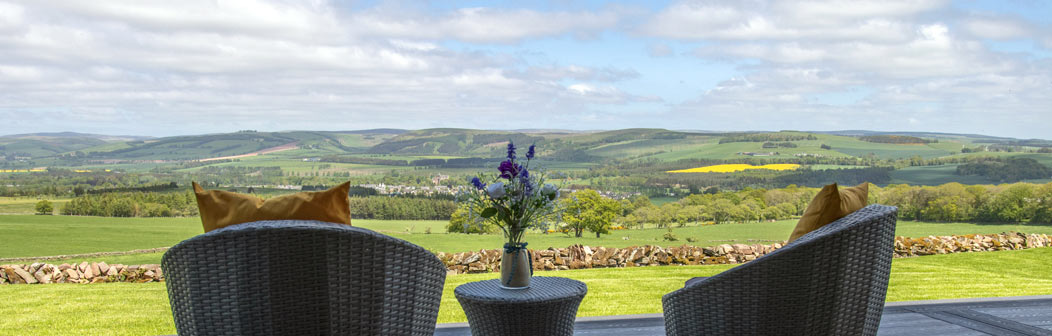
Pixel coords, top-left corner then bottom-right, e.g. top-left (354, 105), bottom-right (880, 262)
top-left (175, 158), bottom-right (410, 174)
top-left (646, 139), bottom-right (850, 161)
top-left (819, 135), bottom-right (960, 159)
top-left (809, 164), bottom-right (868, 170)
top-left (668, 163), bottom-right (800, 173)
top-left (0, 197), bottom-right (70, 215)
top-left (4, 247), bottom-right (1052, 335)
top-left (889, 164), bottom-right (996, 185)
top-left (5, 215), bottom-right (1052, 264)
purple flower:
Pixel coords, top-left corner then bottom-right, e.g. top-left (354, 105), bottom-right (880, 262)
top-left (498, 160), bottom-right (521, 179)
top-left (470, 177), bottom-right (485, 190)
top-left (506, 141), bottom-right (516, 160)
top-left (526, 144), bottom-right (535, 160)
top-left (521, 175), bottom-right (533, 194)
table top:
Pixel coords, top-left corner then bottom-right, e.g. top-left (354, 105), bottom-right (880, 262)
top-left (454, 276), bottom-right (587, 304)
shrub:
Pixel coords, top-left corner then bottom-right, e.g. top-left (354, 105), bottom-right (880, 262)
top-left (663, 228), bottom-right (678, 242)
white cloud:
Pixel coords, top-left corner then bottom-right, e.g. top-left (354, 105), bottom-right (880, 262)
top-left (0, 0), bottom-right (651, 135)
top-left (636, 0), bottom-right (936, 42)
top-left (643, 43), bottom-right (668, 58)
top-left (508, 65), bottom-right (639, 82)
top-left (566, 83), bottom-right (662, 104)
top-left (344, 5), bottom-right (624, 44)
top-left (962, 16), bottom-right (1032, 40)
top-left (0, 0), bottom-right (1049, 138)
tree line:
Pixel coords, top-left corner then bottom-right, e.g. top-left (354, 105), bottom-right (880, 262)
top-left (859, 135), bottom-right (935, 144)
top-left (625, 181), bottom-right (1052, 227)
top-left (719, 133), bottom-right (817, 144)
top-left (56, 190), bottom-right (459, 220)
top-left (956, 157), bottom-right (1052, 182)
top-left (348, 196), bottom-right (457, 220)
top-left (449, 181), bottom-right (1052, 238)
top-left (61, 191), bottom-right (199, 217)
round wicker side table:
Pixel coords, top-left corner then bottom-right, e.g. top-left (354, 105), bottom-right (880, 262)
top-left (454, 276), bottom-right (587, 336)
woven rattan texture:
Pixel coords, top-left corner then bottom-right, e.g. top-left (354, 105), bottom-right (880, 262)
top-left (455, 277), bottom-right (587, 336)
top-left (162, 220), bottom-right (446, 336)
top-left (662, 204), bottom-right (898, 336)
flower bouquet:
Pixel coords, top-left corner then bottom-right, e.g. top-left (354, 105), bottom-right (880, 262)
top-left (459, 142), bottom-right (560, 288)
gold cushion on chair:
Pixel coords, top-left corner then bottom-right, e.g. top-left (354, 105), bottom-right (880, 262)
top-left (787, 183), bottom-right (868, 243)
top-left (193, 182), bottom-right (351, 232)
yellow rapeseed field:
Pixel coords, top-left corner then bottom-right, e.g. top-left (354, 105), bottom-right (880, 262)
top-left (0, 168), bottom-right (46, 173)
top-left (0, 168), bottom-right (103, 173)
top-left (667, 163), bottom-right (801, 173)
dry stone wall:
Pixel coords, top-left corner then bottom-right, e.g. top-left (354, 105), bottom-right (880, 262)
top-left (437, 232), bottom-right (1052, 274)
top-left (895, 232), bottom-right (1051, 257)
top-left (0, 262), bottom-right (162, 285)
top-left (2, 232), bottom-right (1050, 284)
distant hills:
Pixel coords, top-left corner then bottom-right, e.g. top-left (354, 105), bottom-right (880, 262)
top-left (0, 132), bottom-right (153, 142)
top-left (0, 132), bottom-right (150, 158)
top-left (812, 130), bottom-right (1013, 141)
top-left (1, 128), bottom-right (1049, 163)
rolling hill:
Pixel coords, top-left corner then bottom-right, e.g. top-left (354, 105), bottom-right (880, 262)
top-left (0, 132), bottom-right (147, 158)
top-left (2, 128), bottom-right (1050, 174)
top-left (0, 128), bottom-right (1050, 189)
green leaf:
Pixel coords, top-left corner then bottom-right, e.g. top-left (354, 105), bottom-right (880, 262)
top-left (481, 207), bottom-right (498, 218)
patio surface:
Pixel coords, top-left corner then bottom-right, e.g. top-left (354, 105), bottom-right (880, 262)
top-left (434, 295), bottom-right (1052, 335)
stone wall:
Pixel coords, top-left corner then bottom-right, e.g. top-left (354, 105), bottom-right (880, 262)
top-left (0, 262), bottom-right (162, 284)
top-left (3, 232), bottom-right (1050, 284)
top-left (436, 243), bottom-right (785, 274)
top-left (895, 232), bottom-right (1051, 257)
top-left (438, 232), bottom-right (1052, 274)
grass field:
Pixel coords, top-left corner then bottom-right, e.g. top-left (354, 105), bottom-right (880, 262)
top-left (0, 197), bottom-right (70, 214)
top-left (0, 216), bottom-right (201, 259)
top-left (5, 215), bottom-right (1052, 264)
top-left (889, 164), bottom-right (997, 185)
top-left (0, 216), bottom-right (445, 259)
top-left (820, 134), bottom-right (960, 160)
top-left (645, 138), bottom-right (852, 161)
top-left (4, 247), bottom-right (1052, 335)
top-left (623, 132), bottom-right (982, 162)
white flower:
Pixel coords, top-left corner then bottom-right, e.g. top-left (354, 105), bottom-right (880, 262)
top-left (541, 183), bottom-right (559, 200)
top-left (487, 182), bottom-right (506, 198)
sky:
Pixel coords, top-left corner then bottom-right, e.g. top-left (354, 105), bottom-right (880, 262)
top-left (0, 0), bottom-right (1050, 138)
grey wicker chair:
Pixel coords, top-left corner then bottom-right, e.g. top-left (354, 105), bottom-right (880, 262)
top-left (162, 220), bottom-right (446, 336)
top-left (663, 204), bottom-right (898, 336)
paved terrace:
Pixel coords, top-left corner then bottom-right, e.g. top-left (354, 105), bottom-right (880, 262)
top-left (434, 295), bottom-right (1052, 336)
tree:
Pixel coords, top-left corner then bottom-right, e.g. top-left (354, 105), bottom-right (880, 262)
top-left (447, 203), bottom-right (497, 234)
top-left (35, 200), bottom-right (53, 215)
top-left (628, 194), bottom-right (652, 210)
top-left (560, 189), bottom-right (621, 238)
top-left (978, 184), bottom-right (1034, 222)
top-left (710, 199), bottom-right (739, 223)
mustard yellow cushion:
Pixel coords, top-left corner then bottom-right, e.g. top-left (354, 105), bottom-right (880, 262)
top-left (787, 183), bottom-right (868, 243)
top-left (193, 182), bottom-right (351, 232)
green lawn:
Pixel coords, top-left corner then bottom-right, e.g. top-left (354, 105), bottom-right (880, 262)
top-left (0, 216), bottom-right (202, 259)
top-left (4, 247), bottom-right (1052, 335)
top-left (6, 215), bottom-right (1052, 264)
